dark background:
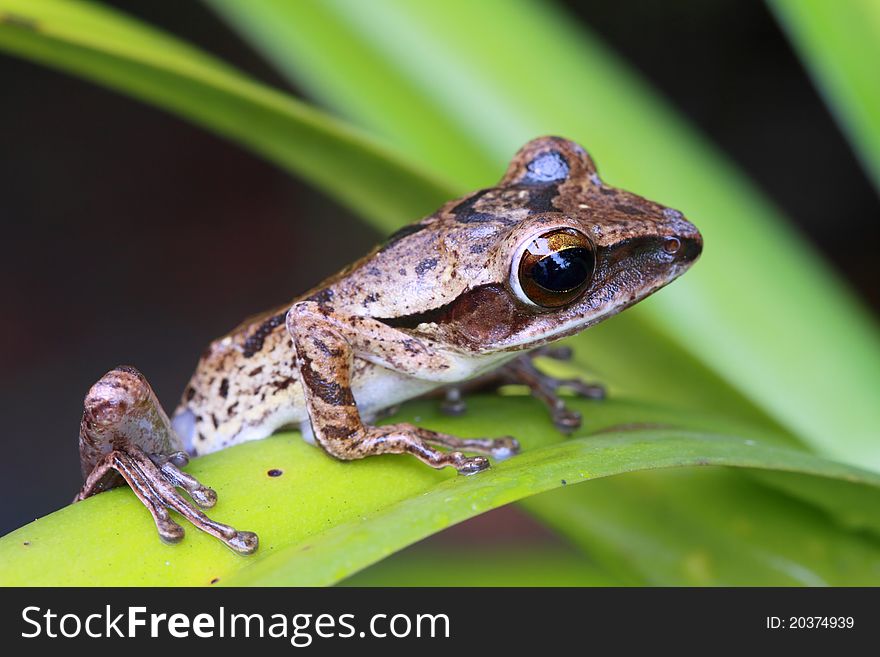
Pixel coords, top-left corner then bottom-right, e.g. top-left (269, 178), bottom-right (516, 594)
top-left (1, 0), bottom-right (877, 537)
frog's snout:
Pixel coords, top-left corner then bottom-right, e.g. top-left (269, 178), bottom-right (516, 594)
top-left (666, 231), bottom-right (702, 265)
top-left (679, 232), bottom-right (703, 264)
top-left (660, 207), bottom-right (702, 265)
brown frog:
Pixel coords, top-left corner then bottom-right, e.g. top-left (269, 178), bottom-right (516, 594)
top-left (75, 136), bottom-right (702, 554)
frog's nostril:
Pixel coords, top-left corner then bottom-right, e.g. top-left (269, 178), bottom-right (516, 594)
top-left (662, 237), bottom-right (681, 255)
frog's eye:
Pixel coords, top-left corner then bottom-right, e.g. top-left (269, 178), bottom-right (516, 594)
top-left (514, 228), bottom-right (595, 308)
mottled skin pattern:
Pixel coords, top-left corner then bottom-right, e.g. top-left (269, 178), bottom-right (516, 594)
top-left (75, 137), bottom-right (702, 554)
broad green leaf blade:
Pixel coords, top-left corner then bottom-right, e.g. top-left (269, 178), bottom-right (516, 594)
top-left (0, 0), bottom-right (454, 226)
top-left (523, 468), bottom-right (880, 586)
top-left (749, 468), bottom-right (880, 537)
top-left (4, 396), bottom-right (868, 586)
top-left (224, 434), bottom-right (880, 586)
top-left (339, 548), bottom-right (622, 587)
top-left (770, 0), bottom-right (880, 192)
top-left (208, 0), bottom-right (880, 469)
top-left (204, 0), bottom-right (499, 185)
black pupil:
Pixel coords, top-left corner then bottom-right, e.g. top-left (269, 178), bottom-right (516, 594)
top-left (530, 247), bottom-right (593, 292)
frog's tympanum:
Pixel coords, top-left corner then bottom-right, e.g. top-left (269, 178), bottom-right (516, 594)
top-left (75, 137), bottom-right (702, 554)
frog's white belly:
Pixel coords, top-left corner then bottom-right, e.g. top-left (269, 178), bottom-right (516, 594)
top-left (177, 349), bottom-right (516, 456)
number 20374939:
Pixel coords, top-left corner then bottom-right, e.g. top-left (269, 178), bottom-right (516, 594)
top-left (767, 617), bottom-right (854, 630)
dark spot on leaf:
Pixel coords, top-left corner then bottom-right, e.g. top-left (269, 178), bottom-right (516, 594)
top-left (560, 479), bottom-right (567, 486)
top-left (267, 469), bottom-right (283, 477)
top-left (210, 577), bottom-right (220, 585)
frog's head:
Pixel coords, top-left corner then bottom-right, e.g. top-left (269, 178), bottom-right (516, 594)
top-left (430, 136), bottom-right (702, 352)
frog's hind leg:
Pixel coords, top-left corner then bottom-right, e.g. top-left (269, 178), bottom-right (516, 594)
top-left (439, 346), bottom-right (605, 433)
top-left (75, 366), bottom-right (258, 555)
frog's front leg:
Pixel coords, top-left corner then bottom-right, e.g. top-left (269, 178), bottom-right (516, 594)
top-left (287, 302), bottom-right (519, 474)
top-left (440, 346), bottom-right (605, 433)
top-left (75, 366), bottom-right (258, 554)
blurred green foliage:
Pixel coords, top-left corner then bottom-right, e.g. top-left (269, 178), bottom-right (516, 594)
top-left (771, 0), bottom-right (880, 192)
top-left (0, 0), bottom-right (878, 586)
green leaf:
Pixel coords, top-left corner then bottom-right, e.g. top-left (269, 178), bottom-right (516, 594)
top-left (770, 0), bottom-right (880, 192)
top-left (523, 468), bottom-right (880, 586)
top-left (339, 548), bottom-right (622, 587)
top-left (0, 0), bottom-right (454, 226)
top-left (207, 0), bottom-right (880, 469)
top-left (3, 396), bottom-right (879, 586)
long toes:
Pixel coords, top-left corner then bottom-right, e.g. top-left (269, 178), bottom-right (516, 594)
top-left (228, 531), bottom-right (260, 556)
top-left (159, 462), bottom-right (218, 508)
top-left (553, 407), bottom-right (583, 433)
top-left (186, 485), bottom-right (218, 509)
top-left (155, 512), bottom-right (186, 545)
top-left (456, 455), bottom-right (490, 475)
top-left (489, 437), bottom-right (520, 461)
top-left (167, 451), bottom-right (190, 467)
top-left (159, 487), bottom-right (258, 556)
top-left (566, 380), bottom-right (606, 400)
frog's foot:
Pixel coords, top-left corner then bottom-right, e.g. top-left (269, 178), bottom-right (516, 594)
top-left (324, 423), bottom-right (519, 475)
top-left (76, 443), bottom-right (258, 555)
top-left (440, 346), bottom-right (605, 433)
top-left (76, 366), bottom-right (257, 555)
top-left (505, 347), bottom-right (605, 433)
